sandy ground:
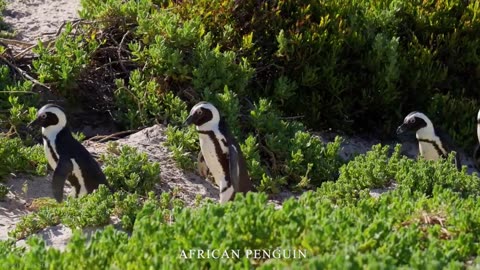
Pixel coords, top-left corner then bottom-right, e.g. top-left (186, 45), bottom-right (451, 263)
top-left (3, 0), bottom-right (81, 43)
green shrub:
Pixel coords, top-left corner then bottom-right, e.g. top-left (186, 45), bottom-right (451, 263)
top-left (32, 22), bottom-right (101, 94)
top-left (248, 99), bottom-right (343, 191)
top-left (0, 135), bottom-right (47, 180)
top-left (114, 69), bottom-right (189, 129)
top-left (0, 61), bottom-right (38, 134)
top-left (328, 143), bottom-right (480, 203)
top-left (9, 187), bottom-right (117, 239)
top-left (0, 183), bottom-right (7, 200)
top-left (77, 0), bottom-right (480, 150)
top-left (101, 142), bottom-right (161, 195)
top-left (5, 180), bottom-right (480, 268)
top-left (164, 125), bottom-right (199, 171)
top-left (9, 186), bottom-right (183, 240)
top-left (4, 0), bottom-right (480, 268)
top-left (427, 93), bottom-right (479, 150)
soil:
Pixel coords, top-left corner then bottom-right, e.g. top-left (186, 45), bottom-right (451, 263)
top-left (3, 0), bottom-right (81, 43)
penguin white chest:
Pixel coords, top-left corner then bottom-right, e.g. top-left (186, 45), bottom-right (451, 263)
top-left (418, 141), bottom-right (442, 161)
top-left (199, 133), bottom-right (228, 186)
top-left (43, 139), bottom-right (58, 170)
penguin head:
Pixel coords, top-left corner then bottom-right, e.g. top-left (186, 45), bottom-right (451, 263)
top-left (28, 104), bottom-right (67, 136)
top-left (396, 111), bottom-right (434, 137)
top-left (183, 102), bottom-right (220, 130)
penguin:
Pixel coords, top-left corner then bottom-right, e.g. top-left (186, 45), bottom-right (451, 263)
top-left (28, 104), bottom-right (108, 202)
top-left (396, 111), bottom-right (460, 170)
top-left (183, 101), bottom-right (253, 203)
top-left (197, 151), bottom-right (210, 179)
top-left (473, 109), bottom-right (480, 170)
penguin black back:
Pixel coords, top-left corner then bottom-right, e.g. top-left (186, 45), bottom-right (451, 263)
top-left (218, 119), bottom-right (253, 193)
top-left (55, 127), bottom-right (108, 193)
top-left (29, 104), bottom-right (108, 202)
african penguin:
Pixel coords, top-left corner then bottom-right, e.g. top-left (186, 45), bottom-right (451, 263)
top-left (396, 111), bottom-right (460, 169)
top-left (184, 101), bottom-right (253, 203)
top-left (473, 109), bottom-right (480, 170)
top-left (28, 104), bottom-right (108, 202)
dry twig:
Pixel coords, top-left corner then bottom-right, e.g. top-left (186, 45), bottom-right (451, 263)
top-left (117, 30), bottom-right (131, 74)
top-left (0, 54), bottom-right (50, 90)
top-left (87, 129), bottom-right (140, 143)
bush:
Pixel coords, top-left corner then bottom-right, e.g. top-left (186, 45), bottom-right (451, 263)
top-left (32, 23), bottom-right (101, 94)
top-left (0, 135), bottom-right (47, 180)
top-left (74, 0), bottom-right (480, 150)
top-left (0, 183), bottom-right (7, 200)
top-left (100, 142), bottom-right (161, 195)
top-left (114, 69), bottom-right (189, 129)
top-left (427, 93), bottom-right (479, 150)
top-left (5, 174), bottom-right (480, 268)
top-left (0, 61), bottom-right (38, 134)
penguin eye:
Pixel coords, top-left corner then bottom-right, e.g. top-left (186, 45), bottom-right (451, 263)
top-left (40, 113), bottom-right (47, 119)
top-left (409, 118), bottom-right (415, 124)
top-left (197, 110), bottom-right (203, 115)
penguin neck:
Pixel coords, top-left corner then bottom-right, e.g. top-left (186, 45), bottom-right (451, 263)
top-left (42, 125), bottom-right (68, 143)
top-left (196, 121), bottom-right (220, 133)
top-left (415, 125), bottom-right (438, 142)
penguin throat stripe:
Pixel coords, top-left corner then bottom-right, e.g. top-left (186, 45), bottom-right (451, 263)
top-left (42, 135), bottom-right (59, 162)
top-left (220, 185), bottom-right (230, 193)
top-left (417, 138), bottom-right (447, 158)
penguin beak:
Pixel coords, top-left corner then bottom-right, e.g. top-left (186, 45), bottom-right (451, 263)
top-left (396, 125), bottom-right (406, 135)
top-left (27, 117), bottom-right (40, 129)
top-left (183, 115), bottom-right (194, 127)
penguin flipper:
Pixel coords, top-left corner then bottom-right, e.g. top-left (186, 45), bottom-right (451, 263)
top-left (228, 144), bottom-right (240, 192)
top-left (52, 158), bottom-right (73, 203)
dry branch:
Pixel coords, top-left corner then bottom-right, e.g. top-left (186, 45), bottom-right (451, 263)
top-left (0, 54), bottom-right (50, 90)
top-left (117, 30), bottom-right (131, 74)
top-left (87, 129), bottom-right (140, 143)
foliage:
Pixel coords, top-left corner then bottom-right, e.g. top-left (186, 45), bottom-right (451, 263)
top-left (0, 183), bottom-right (7, 200)
top-left (427, 93), bottom-right (479, 150)
top-left (100, 142), bottom-right (161, 195)
top-left (32, 22), bottom-right (101, 95)
top-left (0, 135), bottom-right (47, 180)
top-left (72, 131), bottom-right (86, 142)
top-left (247, 98), bottom-right (343, 191)
top-left (77, 0), bottom-right (480, 148)
top-left (4, 154), bottom-right (480, 268)
top-left (0, 63), bottom-right (38, 133)
top-left (114, 69), bottom-right (189, 129)
top-left (164, 125), bottom-right (199, 171)
top-left (9, 186), bottom-right (182, 239)
top-left (323, 144), bottom-right (480, 203)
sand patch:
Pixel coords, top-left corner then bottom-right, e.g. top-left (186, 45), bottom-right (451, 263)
top-left (3, 0), bottom-right (81, 43)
